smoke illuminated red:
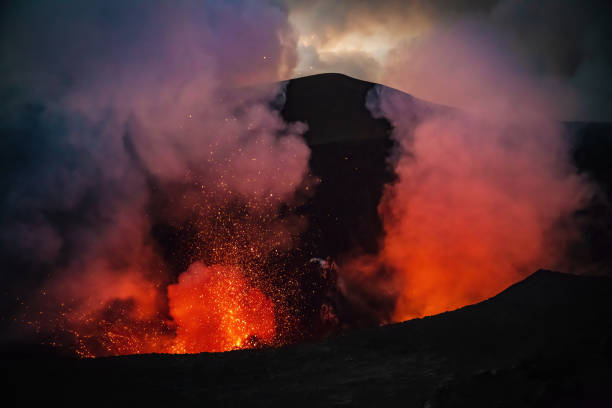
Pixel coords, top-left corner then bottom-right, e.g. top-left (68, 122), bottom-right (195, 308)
top-left (339, 81), bottom-right (591, 322)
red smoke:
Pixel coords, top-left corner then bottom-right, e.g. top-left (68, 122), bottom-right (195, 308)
top-left (380, 113), bottom-right (586, 320)
top-left (341, 21), bottom-right (592, 322)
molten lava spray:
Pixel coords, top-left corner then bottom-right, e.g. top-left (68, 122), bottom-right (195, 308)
top-left (48, 262), bottom-right (278, 357)
top-left (168, 263), bottom-right (275, 353)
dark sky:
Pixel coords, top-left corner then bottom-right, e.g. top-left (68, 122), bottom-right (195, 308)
top-left (2, 0), bottom-right (611, 120)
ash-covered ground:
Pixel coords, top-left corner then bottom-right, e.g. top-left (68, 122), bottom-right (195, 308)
top-left (5, 270), bottom-right (612, 407)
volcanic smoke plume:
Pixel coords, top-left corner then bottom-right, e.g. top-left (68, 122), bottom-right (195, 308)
top-left (339, 21), bottom-right (593, 321)
top-left (1, 1), bottom-right (309, 356)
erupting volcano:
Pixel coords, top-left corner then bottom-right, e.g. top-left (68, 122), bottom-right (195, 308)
top-left (2, 1), bottom-right (612, 406)
top-left (20, 72), bottom-right (592, 357)
top-left (2, 0), bottom-right (611, 377)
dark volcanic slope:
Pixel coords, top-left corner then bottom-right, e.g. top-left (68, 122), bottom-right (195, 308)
top-left (282, 74), bottom-right (398, 257)
top-left (6, 270), bottom-right (612, 407)
top-left (282, 73), bottom-right (391, 145)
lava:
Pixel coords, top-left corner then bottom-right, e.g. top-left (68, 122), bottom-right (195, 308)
top-left (168, 263), bottom-right (276, 353)
top-left (51, 262), bottom-right (277, 357)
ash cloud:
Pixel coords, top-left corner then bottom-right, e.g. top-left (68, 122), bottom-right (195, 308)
top-left (0, 0), bottom-right (309, 348)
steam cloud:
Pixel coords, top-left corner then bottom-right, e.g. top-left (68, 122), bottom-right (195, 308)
top-left (0, 0), bottom-right (309, 353)
top-left (339, 20), bottom-right (593, 320)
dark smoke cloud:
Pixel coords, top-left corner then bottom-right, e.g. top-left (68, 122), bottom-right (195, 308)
top-left (0, 0), bottom-right (309, 345)
top-left (283, 0), bottom-right (612, 120)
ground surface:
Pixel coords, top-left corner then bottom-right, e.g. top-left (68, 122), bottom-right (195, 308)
top-left (5, 270), bottom-right (612, 407)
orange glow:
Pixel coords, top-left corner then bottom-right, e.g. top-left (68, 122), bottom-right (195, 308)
top-left (33, 184), bottom-right (297, 358)
top-left (341, 113), bottom-right (587, 322)
top-left (59, 263), bottom-right (276, 357)
top-left (168, 263), bottom-right (276, 353)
